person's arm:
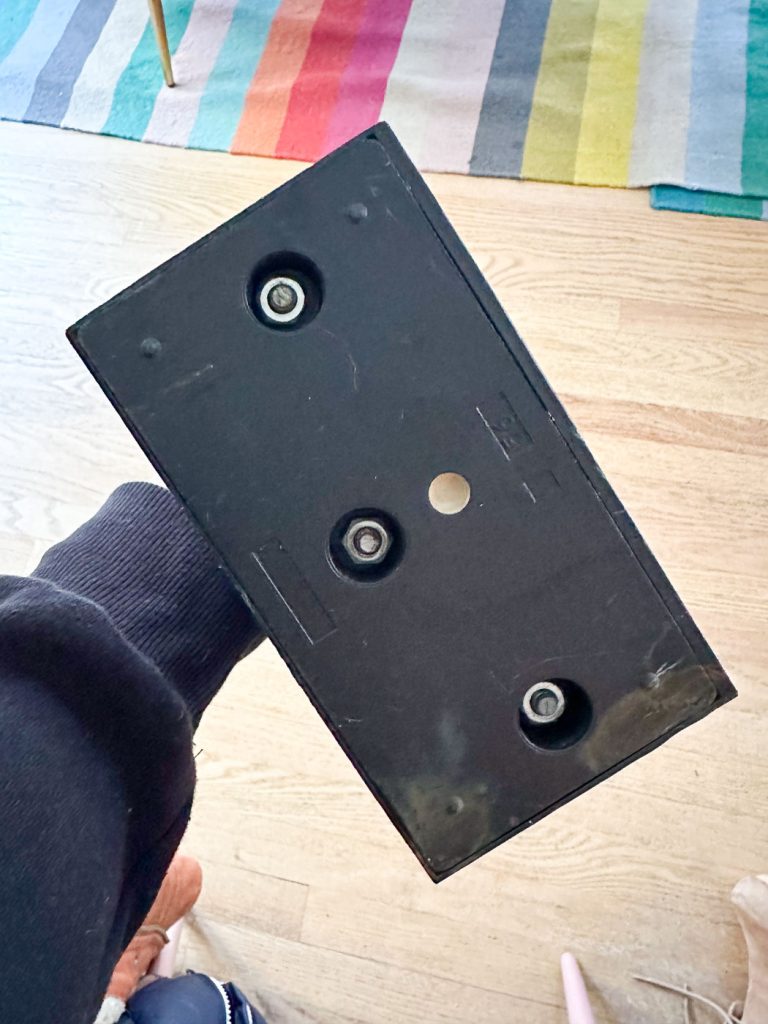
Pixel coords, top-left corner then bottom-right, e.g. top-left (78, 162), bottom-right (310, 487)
top-left (0, 483), bottom-right (260, 1024)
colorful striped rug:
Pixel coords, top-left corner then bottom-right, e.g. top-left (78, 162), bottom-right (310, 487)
top-left (2, 0), bottom-right (767, 220)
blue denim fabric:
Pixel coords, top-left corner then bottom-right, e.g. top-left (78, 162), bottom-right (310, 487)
top-left (120, 973), bottom-right (267, 1024)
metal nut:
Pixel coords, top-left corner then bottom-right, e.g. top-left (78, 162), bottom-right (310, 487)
top-left (342, 518), bottom-right (391, 566)
top-left (258, 275), bottom-right (305, 325)
top-left (521, 682), bottom-right (566, 725)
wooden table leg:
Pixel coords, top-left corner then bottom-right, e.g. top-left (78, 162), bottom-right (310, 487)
top-left (146, 0), bottom-right (174, 87)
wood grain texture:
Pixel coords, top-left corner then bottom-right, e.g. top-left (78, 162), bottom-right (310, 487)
top-left (1, 120), bottom-right (766, 1023)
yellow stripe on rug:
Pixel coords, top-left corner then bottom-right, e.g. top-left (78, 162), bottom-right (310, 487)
top-left (575, 0), bottom-right (650, 186)
top-left (521, 0), bottom-right (600, 184)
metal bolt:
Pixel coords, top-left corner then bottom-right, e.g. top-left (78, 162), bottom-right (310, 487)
top-left (259, 275), bottom-right (305, 325)
top-left (342, 518), bottom-right (391, 566)
top-left (268, 282), bottom-right (298, 314)
top-left (521, 682), bottom-right (566, 725)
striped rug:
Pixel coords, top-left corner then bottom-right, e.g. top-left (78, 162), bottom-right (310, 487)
top-left (1, 0), bottom-right (767, 219)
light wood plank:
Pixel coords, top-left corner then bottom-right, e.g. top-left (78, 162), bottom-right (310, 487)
top-left (182, 917), bottom-right (598, 1024)
top-left (0, 534), bottom-right (34, 576)
top-left (185, 855), bottom-right (309, 941)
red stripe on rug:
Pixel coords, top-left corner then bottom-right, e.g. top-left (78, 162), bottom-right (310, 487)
top-left (231, 0), bottom-right (325, 157)
top-left (276, 0), bottom-right (370, 160)
top-left (322, 0), bottom-right (413, 156)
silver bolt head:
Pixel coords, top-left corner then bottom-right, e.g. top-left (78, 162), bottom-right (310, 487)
top-left (522, 682), bottom-right (566, 725)
top-left (268, 282), bottom-right (298, 313)
top-left (342, 518), bottom-right (391, 566)
top-left (258, 275), bottom-right (305, 324)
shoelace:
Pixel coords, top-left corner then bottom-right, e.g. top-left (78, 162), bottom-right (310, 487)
top-left (634, 975), bottom-right (743, 1023)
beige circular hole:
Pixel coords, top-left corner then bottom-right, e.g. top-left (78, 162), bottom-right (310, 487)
top-left (428, 472), bottom-right (471, 515)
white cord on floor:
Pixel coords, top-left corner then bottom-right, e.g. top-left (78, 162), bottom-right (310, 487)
top-left (634, 975), bottom-right (741, 1023)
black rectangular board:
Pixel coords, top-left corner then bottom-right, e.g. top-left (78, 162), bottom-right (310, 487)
top-left (68, 124), bottom-right (736, 880)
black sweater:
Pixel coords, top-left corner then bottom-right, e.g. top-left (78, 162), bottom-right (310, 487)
top-left (0, 483), bottom-right (260, 1023)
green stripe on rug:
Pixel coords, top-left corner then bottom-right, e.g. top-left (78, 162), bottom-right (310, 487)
top-left (651, 185), bottom-right (765, 219)
top-left (743, 0), bottom-right (768, 196)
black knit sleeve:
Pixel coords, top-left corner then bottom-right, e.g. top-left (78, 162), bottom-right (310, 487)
top-left (0, 483), bottom-right (260, 1023)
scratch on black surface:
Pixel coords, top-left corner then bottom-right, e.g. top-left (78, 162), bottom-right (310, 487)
top-left (475, 405), bottom-right (511, 462)
top-left (644, 620), bottom-right (675, 668)
top-left (647, 658), bottom-right (683, 688)
top-left (161, 363), bottom-right (215, 396)
top-left (346, 352), bottom-right (360, 391)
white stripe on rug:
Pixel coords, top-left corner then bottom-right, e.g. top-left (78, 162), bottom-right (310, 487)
top-left (143, 0), bottom-right (239, 147)
top-left (0, 0), bottom-right (81, 120)
top-left (61, 0), bottom-right (147, 133)
top-left (419, 0), bottom-right (506, 174)
top-left (629, 0), bottom-right (698, 187)
top-left (379, 0), bottom-right (453, 169)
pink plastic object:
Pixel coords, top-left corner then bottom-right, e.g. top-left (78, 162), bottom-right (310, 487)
top-left (561, 952), bottom-right (596, 1024)
top-left (150, 920), bottom-right (183, 978)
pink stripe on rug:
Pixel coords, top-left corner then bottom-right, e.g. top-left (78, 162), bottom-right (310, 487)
top-left (322, 0), bottom-right (412, 155)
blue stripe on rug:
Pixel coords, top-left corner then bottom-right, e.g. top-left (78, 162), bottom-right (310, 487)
top-left (685, 0), bottom-right (750, 195)
top-left (470, 0), bottom-right (552, 176)
top-left (24, 0), bottom-right (118, 126)
top-left (0, 0), bottom-right (80, 119)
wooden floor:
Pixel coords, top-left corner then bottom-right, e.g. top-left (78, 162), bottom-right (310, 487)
top-left (1, 120), bottom-right (767, 1024)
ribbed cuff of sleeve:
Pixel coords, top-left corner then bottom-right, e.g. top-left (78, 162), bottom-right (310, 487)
top-left (33, 482), bottom-right (262, 721)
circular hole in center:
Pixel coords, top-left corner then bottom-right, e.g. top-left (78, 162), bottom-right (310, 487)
top-left (428, 472), bottom-right (471, 515)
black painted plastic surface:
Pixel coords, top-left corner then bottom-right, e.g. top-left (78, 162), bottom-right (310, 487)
top-left (69, 124), bottom-right (736, 880)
